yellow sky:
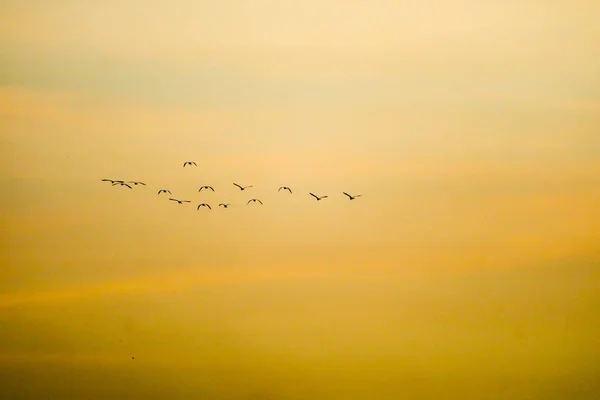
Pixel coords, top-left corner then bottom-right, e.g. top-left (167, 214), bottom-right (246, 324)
top-left (1, 1), bottom-right (599, 398)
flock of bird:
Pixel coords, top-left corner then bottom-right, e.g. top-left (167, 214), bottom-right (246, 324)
top-left (101, 161), bottom-right (361, 210)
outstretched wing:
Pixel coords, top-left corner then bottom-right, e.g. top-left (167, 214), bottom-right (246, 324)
top-left (139, 182), bottom-right (146, 186)
top-left (310, 193), bottom-right (318, 199)
top-left (167, 190), bottom-right (171, 194)
top-left (355, 195), bottom-right (362, 198)
top-left (321, 195), bottom-right (328, 199)
top-left (278, 187), bottom-right (282, 192)
top-left (183, 200), bottom-right (191, 203)
top-left (124, 184), bottom-right (132, 189)
top-left (233, 183), bottom-right (242, 189)
top-left (209, 186), bottom-right (214, 191)
top-left (286, 187), bottom-right (292, 193)
top-left (246, 199), bottom-right (252, 205)
top-left (192, 162), bottom-right (197, 166)
top-left (343, 192), bottom-right (351, 198)
top-left (257, 199), bottom-right (263, 205)
top-left (169, 198), bottom-right (178, 202)
top-left (206, 204), bottom-right (211, 209)
top-left (197, 204), bottom-right (201, 210)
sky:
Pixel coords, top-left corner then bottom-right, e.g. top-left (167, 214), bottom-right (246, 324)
top-left (1, 1), bottom-right (599, 398)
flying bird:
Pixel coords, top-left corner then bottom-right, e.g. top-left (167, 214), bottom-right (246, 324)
top-left (310, 193), bottom-right (328, 201)
top-left (278, 186), bottom-right (292, 193)
top-left (128, 181), bottom-right (146, 186)
top-left (247, 198), bottom-right (263, 205)
top-left (101, 179), bottom-right (123, 184)
top-left (197, 203), bottom-right (211, 210)
top-left (157, 189), bottom-right (171, 195)
top-left (343, 192), bottom-right (362, 200)
top-left (219, 203), bottom-right (231, 208)
top-left (199, 185), bottom-right (215, 192)
top-left (169, 198), bottom-right (191, 204)
top-left (233, 183), bottom-right (253, 191)
top-left (183, 161), bottom-right (197, 167)
top-left (112, 182), bottom-right (132, 189)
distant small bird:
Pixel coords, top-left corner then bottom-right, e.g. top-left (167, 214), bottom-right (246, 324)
top-left (247, 198), bottom-right (263, 205)
top-left (183, 161), bottom-right (197, 167)
top-left (310, 193), bottom-right (328, 201)
top-left (157, 189), bottom-right (171, 195)
top-left (233, 183), bottom-right (253, 191)
top-left (343, 192), bottom-right (361, 200)
top-left (199, 185), bottom-right (215, 192)
top-left (169, 198), bottom-right (191, 204)
top-left (128, 181), bottom-right (146, 186)
top-left (219, 203), bottom-right (231, 208)
top-left (101, 179), bottom-right (123, 184)
top-left (112, 182), bottom-right (132, 189)
top-left (278, 186), bottom-right (292, 193)
top-left (197, 203), bottom-right (211, 210)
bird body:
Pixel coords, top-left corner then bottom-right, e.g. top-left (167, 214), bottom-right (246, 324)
top-left (169, 198), bottom-right (191, 204)
top-left (247, 198), bottom-right (263, 205)
top-left (199, 185), bottom-right (215, 192)
top-left (278, 186), bottom-right (292, 193)
top-left (310, 192), bottom-right (328, 201)
top-left (233, 183), bottom-right (253, 191)
top-left (343, 192), bottom-right (362, 200)
top-left (219, 203), bottom-right (231, 208)
top-left (197, 203), bottom-right (211, 210)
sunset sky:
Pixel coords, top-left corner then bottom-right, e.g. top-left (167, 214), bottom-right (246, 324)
top-left (1, 1), bottom-right (599, 398)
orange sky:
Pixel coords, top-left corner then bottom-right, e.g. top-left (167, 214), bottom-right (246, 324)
top-left (1, 1), bottom-right (599, 398)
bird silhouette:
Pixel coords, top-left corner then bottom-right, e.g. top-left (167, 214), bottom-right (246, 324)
top-left (219, 203), bottom-right (231, 208)
top-left (343, 192), bottom-right (362, 200)
top-left (128, 181), bottom-right (146, 186)
top-left (183, 161), bottom-right (197, 167)
top-left (112, 182), bottom-right (132, 189)
top-left (199, 185), bottom-right (215, 192)
top-left (101, 179), bottom-right (123, 184)
top-left (310, 193), bottom-right (328, 201)
top-left (278, 186), bottom-right (292, 193)
top-left (233, 183), bottom-right (253, 191)
top-left (247, 198), bottom-right (263, 205)
top-left (169, 198), bottom-right (191, 204)
top-left (197, 203), bottom-right (211, 210)
top-left (157, 189), bottom-right (171, 195)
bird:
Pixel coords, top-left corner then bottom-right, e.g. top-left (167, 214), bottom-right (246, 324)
top-left (169, 198), bottom-right (191, 204)
top-left (343, 192), bottom-right (362, 200)
top-left (183, 161), bottom-right (197, 167)
top-left (278, 186), bottom-right (292, 193)
top-left (197, 203), bottom-right (211, 210)
top-left (101, 179), bottom-right (123, 184)
top-left (199, 185), bottom-right (215, 192)
top-left (247, 198), bottom-right (263, 205)
top-left (219, 203), bottom-right (231, 208)
top-left (233, 183), bottom-right (253, 191)
top-left (310, 193), bottom-right (328, 201)
top-left (128, 181), bottom-right (146, 186)
top-left (112, 182), bottom-right (132, 189)
top-left (157, 189), bottom-right (171, 195)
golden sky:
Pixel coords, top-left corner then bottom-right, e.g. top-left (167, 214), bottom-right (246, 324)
top-left (1, 1), bottom-right (599, 398)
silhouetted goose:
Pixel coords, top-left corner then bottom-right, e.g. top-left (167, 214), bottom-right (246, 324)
top-left (112, 182), bottom-right (132, 189)
top-left (157, 189), bottom-right (171, 195)
top-left (197, 203), bottom-right (211, 210)
top-left (183, 161), bottom-right (197, 167)
top-left (278, 186), bottom-right (292, 193)
top-left (219, 203), bottom-right (231, 208)
top-left (169, 198), bottom-right (191, 204)
top-left (247, 198), bottom-right (263, 205)
top-left (343, 192), bottom-right (362, 200)
top-left (310, 193), bottom-right (328, 201)
top-left (128, 181), bottom-right (146, 186)
top-left (233, 183), bottom-right (253, 191)
top-left (199, 185), bottom-right (215, 192)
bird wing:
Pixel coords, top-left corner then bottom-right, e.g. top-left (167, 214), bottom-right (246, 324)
top-left (124, 184), bottom-right (132, 189)
top-left (197, 204), bottom-right (201, 210)
top-left (192, 162), bottom-right (197, 166)
top-left (322, 196), bottom-right (328, 199)
top-left (278, 187), bottom-right (282, 192)
top-left (183, 162), bottom-right (187, 167)
top-left (167, 190), bottom-right (171, 194)
top-left (343, 192), bottom-right (351, 198)
top-left (310, 193), bottom-right (318, 199)
top-left (287, 188), bottom-right (292, 193)
top-left (247, 185), bottom-right (253, 188)
top-left (169, 198), bottom-right (178, 201)
top-left (355, 195), bottom-right (362, 197)
top-left (233, 183), bottom-right (242, 189)
top-left (158, 190), bottom-right (163, 194)
top-left (257, 199), bottom-right (263, 205)
top-left (207, 204), bottom-right (211, 209)
top-left (246, 199), bottom-right (252, 204)
top-left (101, 179), bottom-right (112, 182)
top-left (183, 200), bottom-right (191, 203)
top-left (209, 186), bottom-right (214, 191)
top-left (139, 182), bottom-right (146, 185)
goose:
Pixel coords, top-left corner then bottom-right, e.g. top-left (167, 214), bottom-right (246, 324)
top-left (310, 193), bottom-right (328, 201)
top-left (101, 179), bottom-right (123, 184)
top-left (169, 198), bottom-right (191, 204)
top-left (343, 192), bottom-right (362, 200)
top-left (199, 185), bottom-right (215, 192)
top-left (157, 189), bottom-right (171, 195)
top-left (112, 182), bottom-right (132, 189)
top-left (247, 198), bottom-right (263, 205)
top-left (128, 181), bottom-right (146, 186)
top-left (278, 186), bottom-right (292, 193)
top-left (183, 161), bottom-right (197, 167)
top-left (233, 183), bottom-right (253, 191)
top-left (219, 203), bottom-right (231, 208)
top-left (197, 203), bottom-right (211, 210)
